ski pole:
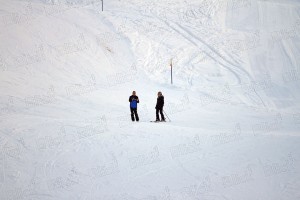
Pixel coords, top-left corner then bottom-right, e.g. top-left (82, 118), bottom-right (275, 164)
top-left (163, 110), bottom-right (171, 122)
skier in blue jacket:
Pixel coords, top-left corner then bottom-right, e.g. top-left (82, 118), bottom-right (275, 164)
top-left (129, 91), bottom-right (139, 121)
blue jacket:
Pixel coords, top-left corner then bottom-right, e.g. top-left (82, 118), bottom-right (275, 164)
top-left (129, 95), bottom-right (139, 108)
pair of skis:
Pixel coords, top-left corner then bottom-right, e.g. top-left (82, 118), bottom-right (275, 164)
top-left (150, 111), bottom-right (171, 122)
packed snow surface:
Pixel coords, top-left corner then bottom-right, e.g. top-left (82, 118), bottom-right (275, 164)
top-left (0, 0), bottom-right (300, 199)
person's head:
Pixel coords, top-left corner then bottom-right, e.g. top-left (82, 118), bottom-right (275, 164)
top-left (132, 91), bottom-right (136, 95)
top-left (157, 91), bottom-right (162, 96)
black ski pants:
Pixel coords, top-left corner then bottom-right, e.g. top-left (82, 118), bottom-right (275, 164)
top-left (130, 107), bottom-right (139, 121)
top-left (156, 107), bottom-right (165, 121)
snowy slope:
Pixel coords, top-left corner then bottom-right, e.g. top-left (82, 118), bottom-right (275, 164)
top-left (0, 0), bottom-right (300, 199)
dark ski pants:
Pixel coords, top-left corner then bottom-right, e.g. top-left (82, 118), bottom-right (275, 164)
top-left (130, 107), bottom-right (139, 121)
top-left (156, 108), bottom-right (165, 121)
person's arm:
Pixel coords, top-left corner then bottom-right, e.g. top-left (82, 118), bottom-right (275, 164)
top-left (136, 96), bottom-right (139, 103)
top-left (162, 96), bottom-right (164, 107)
top-left (129, 96), bottom-right (132, 102)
